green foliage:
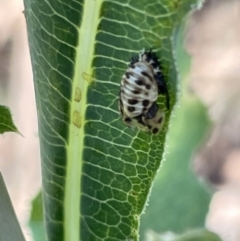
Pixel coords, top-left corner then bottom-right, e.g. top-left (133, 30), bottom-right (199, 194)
top-left (146, 229), bottom-right (222, 241)
top-left (140, 99), bottom-right (211, 238)
top-left (139, 21), bottom-right (212, 238)
top-left (29, 192), bottom-right (46, 241)
top-left (0, 105), bottom-right (18, 134)
top-left (172, 229), bottom-right (222, 241)
top-left (30, 192), bottom-right (43, 222)
top-left (23, 0), bottom-right (204, 241)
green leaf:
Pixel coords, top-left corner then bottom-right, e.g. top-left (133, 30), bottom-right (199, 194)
top-left (29, 192), bottom-right (46, 241)
top-left (172, 229), bottom-right (222, 241)
top-left (23, 0), bottom-right (203, 241)
top-left (0, 105), bottom-right (18, 134)
top-left (145, 229), bottom-right (222, 241)
top-left (140, 99), bottom-right (211, 237)
top-left (140, 17), bottom-right (211, 237)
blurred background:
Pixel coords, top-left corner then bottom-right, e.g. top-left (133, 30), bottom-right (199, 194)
top-left (0, 0), bottom-right (42, 240)
top-left (0, 0), bottom-right (240, 241)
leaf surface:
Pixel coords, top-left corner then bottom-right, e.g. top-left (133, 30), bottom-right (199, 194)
top-left (0, 105), bottom-right (18, 134)
top-left (140, 17), bottom-right (211, 238)
top-left (23, 0), bottom-right (203, 240)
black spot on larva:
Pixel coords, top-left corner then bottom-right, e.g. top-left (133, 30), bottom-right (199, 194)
top-left (125, 117), bottom-right (132, 122)
top-left (152, 128), bottom-right (159, 134)
top-left (125, 72), bottom-right (131, 79)
top-left (142, 100), bottom-right (149, 106)
top-left (137, 118), bottom-right (144, 125)
top-left (146, 84), bottom-right (151, 90)
top-left (133, 90), bottom-right (140, 95)
top-left (143, 107), bottom-right (147, 112)
top-left (147, 125), bottom-right (152, 129)
top-left (145, 92), bottom-right (148, 96)
top-left (134, 115), bottom-right (144, 125)
top-left (151, 62), bottom-right (158, 69)
top-left (128, 99), bottom-right (138, 105)
top-left (136, 80), bottom-right (144, 85)
top-left (129, 57), bottom-right (138, 67)
top-left (141, 71), bottom-right (152, 80)
top-left (147, 103), bottom-right (158, 118)
top-left (158, 117), bottom-right (163, 123)
top-left (128, 106), bottom-right (135, 112)
top-left (130, 64), bottom-right (135, 69)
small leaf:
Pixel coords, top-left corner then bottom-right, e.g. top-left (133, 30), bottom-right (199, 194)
top-left (0, 105), bottom-right (18, 134)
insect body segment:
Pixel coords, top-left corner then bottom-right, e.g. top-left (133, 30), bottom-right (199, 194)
top-left (121, 62), bottom-right (158, 118)
top-left (119, 49), bottom-right (169, 134)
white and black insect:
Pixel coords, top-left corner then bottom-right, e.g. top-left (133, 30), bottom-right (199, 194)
top-left (119, 49), bottom-right (169, 134)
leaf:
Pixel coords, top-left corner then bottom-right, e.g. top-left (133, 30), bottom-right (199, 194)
top-left (29, 192), bottom-right (46, 241)
top-left (140, 99), bottom-right (211, 237)
top-left (172, 229), bottom-right (222, 241)
top-left (23, 0), bottom-right (204, 241)
top-left (140, 17), bottom-right (211, 237)
top-left (145, 229), bottom-right (222, 241)
top-left (0, 105), bottom-right (18, 134)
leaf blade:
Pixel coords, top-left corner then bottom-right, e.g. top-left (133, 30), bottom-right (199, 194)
top-left (0, 105), bottom-right (18, 134)
top-left (23, 1), bottom-right (203, 241)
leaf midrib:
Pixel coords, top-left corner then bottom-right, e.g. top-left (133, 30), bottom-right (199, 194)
top-left (65, 1), bottom-right (103, 241)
